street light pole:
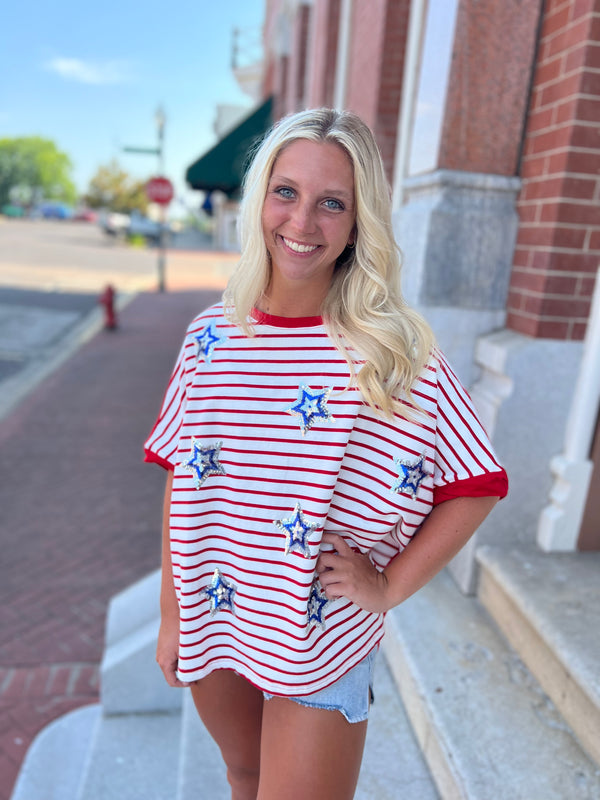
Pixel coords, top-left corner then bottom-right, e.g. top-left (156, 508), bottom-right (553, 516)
top-left (123, 105), bottom-right (169, 292)
top-left (155, 106), bottom-right (166, 292)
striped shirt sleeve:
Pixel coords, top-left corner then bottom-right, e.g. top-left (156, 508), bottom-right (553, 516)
top-left (143, 339), bottom-right (190, 470)
top-left (431, 349), bottom-right (508, 504)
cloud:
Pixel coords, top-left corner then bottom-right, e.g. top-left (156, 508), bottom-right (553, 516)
top-left (44, 57), bottom-right (135, 85)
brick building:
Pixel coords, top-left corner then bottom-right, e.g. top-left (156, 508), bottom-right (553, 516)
top-left (250, 4), bottom-right (600, 790)
top-left (260, 0), bottom-right (600, 581)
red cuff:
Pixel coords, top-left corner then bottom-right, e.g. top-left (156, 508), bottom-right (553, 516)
top-left (433, 470), bottom-right (508, 506)
top-left (144, 449), bottom-right (175, 471)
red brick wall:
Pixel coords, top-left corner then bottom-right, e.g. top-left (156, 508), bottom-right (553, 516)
top-left (280, 4), bottom-right (312, 115)
top-left (507, 0), bottom-right (600, 340)
top-left (345, 0), bottom-right (409, 181)
top-left (262, 57), bottom-right (276, 101)
top-left (346, 0), bottom-right (388, 129)
top-left (373, 0), bottom-right (410, 181)
top-left (274, 55), bottom-right (289, 122)
top-left (262, 0), bottom-right (288, 116)
top-left (306, 0), bottom-right (341, 107)
top-left (438, 0), bottom-right (541, 175)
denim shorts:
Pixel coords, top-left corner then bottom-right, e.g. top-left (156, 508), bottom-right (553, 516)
top-left (263, 647), bottom-right (377, 724)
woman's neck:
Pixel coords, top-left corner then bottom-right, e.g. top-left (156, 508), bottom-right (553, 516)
top-left (260, 279), bottom-right (329, 318)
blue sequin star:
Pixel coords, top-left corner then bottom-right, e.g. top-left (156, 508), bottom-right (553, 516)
top-left (307, 581), bottom-right (330, 629)
top-left (180, 438), bottom-right (226, 489)
top-left (286, 385), bottom-right (333, 435)
top-left (392, 452), bottom-right (430, 499)
top-left (194, 320), bottom-right (226, 362)
top-left (200, 568), bottom-right (236, 615)
top-left (274, 502), bottom-right (319, 557)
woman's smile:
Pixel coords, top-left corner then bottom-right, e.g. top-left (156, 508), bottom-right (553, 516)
top-left (261, 138), bottom-right (356, 314)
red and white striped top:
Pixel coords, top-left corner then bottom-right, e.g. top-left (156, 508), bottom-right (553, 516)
top-left (144, 304), bottom-right (507, 695)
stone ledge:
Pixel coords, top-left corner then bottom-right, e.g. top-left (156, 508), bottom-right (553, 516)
top-left (383, 568), bottom-right (600, 799)
top-left (477, 544), bottom-right (600, 766)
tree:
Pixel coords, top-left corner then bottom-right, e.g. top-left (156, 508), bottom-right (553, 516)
top-left (0, 137), bottom-right (77, 207)
top-left (84, 160), bottom-right (149, 214)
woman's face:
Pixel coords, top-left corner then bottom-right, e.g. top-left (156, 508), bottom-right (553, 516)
top-left (261, 139), bottom-right (356, 298)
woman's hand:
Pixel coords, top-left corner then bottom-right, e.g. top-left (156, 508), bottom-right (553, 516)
top-left (316, 532), bottom-right (391, 614)
top-left (156, 611), bottom-right (190, 688)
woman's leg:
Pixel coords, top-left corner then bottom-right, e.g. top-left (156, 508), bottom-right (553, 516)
top-left (257, 697), bottom-right (368, 800)
top-left (190, 669), bottom-right (263, 800)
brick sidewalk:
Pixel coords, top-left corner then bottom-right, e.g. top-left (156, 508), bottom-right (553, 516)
top-left (0, 289), bottom-right (221, 799)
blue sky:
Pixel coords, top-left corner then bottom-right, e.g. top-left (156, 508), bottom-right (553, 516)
top-left (1, 0), bottom-right (265, 214)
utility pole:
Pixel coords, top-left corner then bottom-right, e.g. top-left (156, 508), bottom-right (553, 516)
top-left (155, 107), bottom-right (166, 292)
top-left (123, 106), bottom-right (170, 292)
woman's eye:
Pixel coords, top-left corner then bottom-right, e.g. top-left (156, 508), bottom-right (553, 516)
top-left (323, 198), bottom-right (344, 211)
top-left (275, 187), bottom-right (295, 199)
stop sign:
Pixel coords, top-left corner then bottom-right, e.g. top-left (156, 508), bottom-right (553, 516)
top-left (146, 176), bottom-right (174, 205)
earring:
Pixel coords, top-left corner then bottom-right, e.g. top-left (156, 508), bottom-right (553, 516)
top-left (347, 240), bottom-right (355, 249)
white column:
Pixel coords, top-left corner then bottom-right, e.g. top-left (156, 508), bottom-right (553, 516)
top-left (333, 0), bottom-right (353, 109)
top-left (537, 266), bottom-right (600, 551)
top-left (392, 0), bottom-right (428, 209)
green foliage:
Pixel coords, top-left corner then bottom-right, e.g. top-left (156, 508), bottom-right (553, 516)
top-left (0, 137), bottom-right (77, 207)
top-left (84, 160), bottom-right (149, 214)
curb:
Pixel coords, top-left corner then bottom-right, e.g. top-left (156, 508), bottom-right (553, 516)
top-left (0, 293), bottom-right (135, 424)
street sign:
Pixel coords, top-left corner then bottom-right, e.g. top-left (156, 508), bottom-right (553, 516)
top-left (146, 176), bottom-right (174, 206)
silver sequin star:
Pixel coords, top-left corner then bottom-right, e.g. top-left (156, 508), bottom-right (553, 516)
top-left (307, 581), bottom-right (330, 629)
top-left (286, 385), bottom-right (334, 436)
top-left (274, 502), bottom-right (320, 557)
top-left (194, 320), bottom-right (226, 362)
top-left (200, 568), bottom-right (236, 615)
top-left (392, 452), bottom-right (430, 499)
top-left (180, 438), bottom-right (226, 489)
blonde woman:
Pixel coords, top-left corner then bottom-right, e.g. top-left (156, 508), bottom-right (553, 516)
top-left (145, 108), bottom-right (507, 800)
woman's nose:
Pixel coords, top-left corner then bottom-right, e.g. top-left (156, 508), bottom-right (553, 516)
top-left (291, 201), bottom-right (316, 234)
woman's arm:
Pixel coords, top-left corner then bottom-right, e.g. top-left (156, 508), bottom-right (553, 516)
top-left (156, 470), bottom-right (190, 687)
top-left (317, 494), bottom-right (499, 614)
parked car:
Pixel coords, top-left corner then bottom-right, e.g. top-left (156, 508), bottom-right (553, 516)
top-left (99, 211), bottom-right (130, 237)
top-left (72, 208), bottom-right (98, 222)
top-left (128, 211), bottom-right (163, 244)
top-left (37, 202), bottom-right (73, 219)
top-left (1, 204), bottom-right (25, 217)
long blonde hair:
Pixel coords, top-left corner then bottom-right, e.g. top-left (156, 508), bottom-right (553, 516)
top-left (223, 108), bottom-right (434, 418)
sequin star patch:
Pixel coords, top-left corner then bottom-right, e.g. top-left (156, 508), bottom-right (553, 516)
top-left (286, 385), bottom-right (334, 435)
top-left (200, 568), bottom-right (236, 615)
top-left (194, 320), bottom-right (226, 363)
top-left (274, 502), bottom-right (319, 557)
top-left (307, 581), bottom-right (330, 629)
top-left (180, 438), bottom-right (226, 489)
top-left (392, 452), bottom-right (430, 499)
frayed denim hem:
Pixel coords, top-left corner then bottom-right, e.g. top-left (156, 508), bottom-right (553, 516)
top-left (262, 647), bottom-right (377, 724)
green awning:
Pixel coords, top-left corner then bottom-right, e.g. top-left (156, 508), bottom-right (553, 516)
top-left (185, 97), bottom-right (273, 197)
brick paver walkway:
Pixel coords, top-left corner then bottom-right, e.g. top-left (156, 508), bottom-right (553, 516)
top-left (0, 289), bottom-right (221, 799)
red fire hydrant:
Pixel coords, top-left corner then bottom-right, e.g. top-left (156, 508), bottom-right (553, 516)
top-left (99, 284), bottom-right (117, 330)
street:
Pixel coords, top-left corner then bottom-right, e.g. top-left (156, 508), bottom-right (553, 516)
top-left (0, 217), bottom-right (238, 294)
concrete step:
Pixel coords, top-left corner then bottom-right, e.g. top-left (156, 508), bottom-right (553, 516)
top-left (77, 710), bottom-right (181, 800)
top-left (477, 545), bottom-right (600, 767)
top-left (177, 654), bottom-right (439, 800)
top-left (9, 705), bottom-right (182, 800)
top-left (176, 689), bottom-right (230, 799)
top-left (383, 568), bottom-right (600, 800)
top-left (10, 705), bottom-right (99, 800)
top-left (356, 654), bottom-right (439, 800)
top-left (101, 569), bottom-right (181, 716)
